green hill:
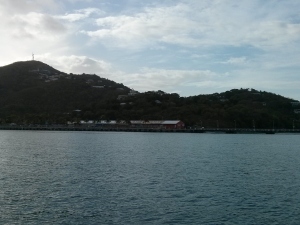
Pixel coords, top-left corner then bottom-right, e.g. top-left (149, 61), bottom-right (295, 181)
top-left (0, 60), bottom-right (299, 128)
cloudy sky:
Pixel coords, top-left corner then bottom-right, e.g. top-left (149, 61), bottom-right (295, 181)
top-left (1, 0), bottom-right (300, 100)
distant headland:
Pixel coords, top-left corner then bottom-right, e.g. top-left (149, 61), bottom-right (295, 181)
top-left (0, 61), bottom-right (299, 129)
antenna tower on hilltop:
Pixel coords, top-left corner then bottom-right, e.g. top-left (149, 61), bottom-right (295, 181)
top-left (32, 53), bottom-right (34, 61)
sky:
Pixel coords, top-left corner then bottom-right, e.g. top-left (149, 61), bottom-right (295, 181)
top-left (0, 0), bottom-right (300, 100)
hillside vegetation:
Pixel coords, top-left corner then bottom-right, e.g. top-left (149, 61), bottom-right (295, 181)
top-left (0, 60), bottom-right (299, 129)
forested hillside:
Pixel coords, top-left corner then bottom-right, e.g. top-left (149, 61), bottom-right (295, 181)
top-left (0, 61), bottom-right (299, 129)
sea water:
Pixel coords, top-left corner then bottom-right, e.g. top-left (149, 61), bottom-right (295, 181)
top-left (1, 131), bottom-right (300, 224)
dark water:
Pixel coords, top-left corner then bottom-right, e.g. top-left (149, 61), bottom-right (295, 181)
top-left (1, 131), bottom-right (300, 224)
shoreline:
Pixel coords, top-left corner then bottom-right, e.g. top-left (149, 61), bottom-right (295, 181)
top-left (1, 126), bottom-right (300, 134)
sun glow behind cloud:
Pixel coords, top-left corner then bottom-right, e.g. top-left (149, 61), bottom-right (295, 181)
top-left (0, 0), bottom-right (300, 99)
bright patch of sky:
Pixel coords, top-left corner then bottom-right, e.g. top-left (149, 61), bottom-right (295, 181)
top-left (0, 0), bottom-right (300, 100)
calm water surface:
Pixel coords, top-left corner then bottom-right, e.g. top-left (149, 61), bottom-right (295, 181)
top-left (0, 131), bottom-right (300, 224)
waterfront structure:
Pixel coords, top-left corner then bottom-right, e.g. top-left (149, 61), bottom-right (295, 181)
top-left (161, 120), bottom-right (185, 129)
top-left (83, 120), bottom-right (186, 129)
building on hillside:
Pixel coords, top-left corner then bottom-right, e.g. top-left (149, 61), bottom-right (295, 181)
top-left (95, 120), bottom-right (117, 126)
top-left (80, 120), bottom-right (95, 126)
top-left (92, 86), bottom-right (105, 88)
top-left (117, 95), bottom-right (128, 100)
top-left (128, 90), bottom-right (138, 96)
top-left (294, 109), bottom-right (300, 114)
top-left (291, 101), bottom-right (300, 107)
top-left (86, 79), bottom-right (94, 84)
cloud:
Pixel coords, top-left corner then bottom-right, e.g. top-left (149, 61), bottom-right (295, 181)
top-left (36, 54), bottom-right (220, 92)
top-left (221, 70), bottom-right (300, 99)
top-left (66, 0), bottom-right (94, 2)
top-left (0, 0), bottom-right (70, 65)
top-left (34, 54), bottom-right (225, 95)
top-left (115, 68), bottom-right (223, 94)
top-left (222, 57), bottom-right (248, 65)
top-left (0, 0), bottom-right (67, 41)
top-left (81, 1), bottom-right (300, 51)
top-left (37, 54), bottom-right (112, 76)
top-left (82, 3), bottom-right (199, 49)
top-left (0, 0), bottom-right (300, 100)
top-left (9, 12), bottom-right (66, 39)
top-left (0, 0), bottom-right (61, 14)
top-left (57, 8), bottom-right (104, 22)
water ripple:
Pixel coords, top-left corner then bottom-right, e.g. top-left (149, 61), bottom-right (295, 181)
top-left (1, 131), bottom-right (300, 224)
